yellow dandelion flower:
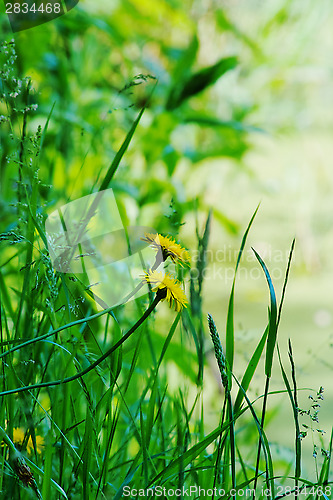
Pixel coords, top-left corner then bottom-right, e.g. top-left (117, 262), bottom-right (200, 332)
top-left (12, 427), bottom-right (25, 444)
top-left (145, 270), bottom-right (188, 312)
top-left (142, 233), bottom-right (190, 267)
top-left (12, 427), bottom-right (44, 455)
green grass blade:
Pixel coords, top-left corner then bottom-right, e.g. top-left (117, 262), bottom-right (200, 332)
top-left (99, 107), bottom-right (145, 192)
top-left (148, 422), bottom-right (231, 486)
top-left (232, 373), bottom-right (275, 499)
top-left (252, 248), bottom-right (277, 379)
top-left (41, 428), bottom-right (53, 500)
top-left (234, 325), bottom-right (269, 414)
top-left (139, 405), bottom-right (149, 486)
top-left (322, 427), bottom-right (333, 485)
top-left (227, 394), bottom-right (236, 492)
top-left (277, 238), bottom-right (295, 328)
top-left (288, 340), bottom-right (302, 488)
top-left (25, 457), bottom-right (68, 499)
top-left (39, 101), bottom-right (56, 155)
top-left (226, 205), bottom-right (259, 376)
top-left (83, 408), bottom-right (93, 499)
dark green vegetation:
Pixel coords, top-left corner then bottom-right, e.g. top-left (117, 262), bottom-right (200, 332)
top-left (1, 2), bottom-right (333, 498)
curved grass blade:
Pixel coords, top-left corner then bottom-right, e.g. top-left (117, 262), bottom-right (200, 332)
top-left (226, 205), bottom-right (259, 379)
top-left (252, 248), bottom-right (277, 379)
top-left (251, 249), bottom-right (279, 497)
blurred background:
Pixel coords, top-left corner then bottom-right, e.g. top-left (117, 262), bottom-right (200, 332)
top-left (1, 0), bottom-right (333, 481)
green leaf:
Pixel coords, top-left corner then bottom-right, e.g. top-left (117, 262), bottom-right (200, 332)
top-left (172, 34), bottom-right (199, 82)
top-left (166, 56), bottom-right (238, 110)
top-left (252, 249), bottom-right (277, 379)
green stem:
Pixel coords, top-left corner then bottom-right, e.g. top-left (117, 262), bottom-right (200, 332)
top-left (0, 425), bottom-right (19, 459)
top-left (253, 376), bottom-right (270, 498)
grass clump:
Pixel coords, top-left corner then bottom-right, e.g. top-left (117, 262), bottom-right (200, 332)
top-left (0, 39), bottom-right (332, 500)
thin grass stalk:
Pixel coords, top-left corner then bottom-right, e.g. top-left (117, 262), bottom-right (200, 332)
top-left (41, 428), bottom-right (53, 500)
top-left (82, 405), bottom-right (93, 500)
top-left (227, 392), bottom-right (236, 495)
top-left (212, 399), bottom-right (227, 499)
top-left (59, 383), bottom-right (71, 487)
top-left (56, 106), bottom-right (148, 276)
top-left (139, 405), bottom-right (149, 487)
top-left (277, 239), bottom-right (295, 328)
top-left (323, 428), bottom-right (333, 489)
top-left (288, 339), bottom-right (301, 497)
top-left (251, 259), bottom-right (277, 497)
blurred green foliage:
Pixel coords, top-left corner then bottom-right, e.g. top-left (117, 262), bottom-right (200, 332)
top-left (1, 0), bottom-right (333, 497)
top-left (1, 0), bottom-right (260, 241)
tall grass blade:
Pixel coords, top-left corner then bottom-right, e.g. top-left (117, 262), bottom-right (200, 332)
top-left (99, 107), bottom-right (145, 192)
top-left (251, 249), bottom-right (277, 497)
top-left (277, 239), bottom-right (295, 328)
top-left (252, 249), bottom-right (277, 379)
